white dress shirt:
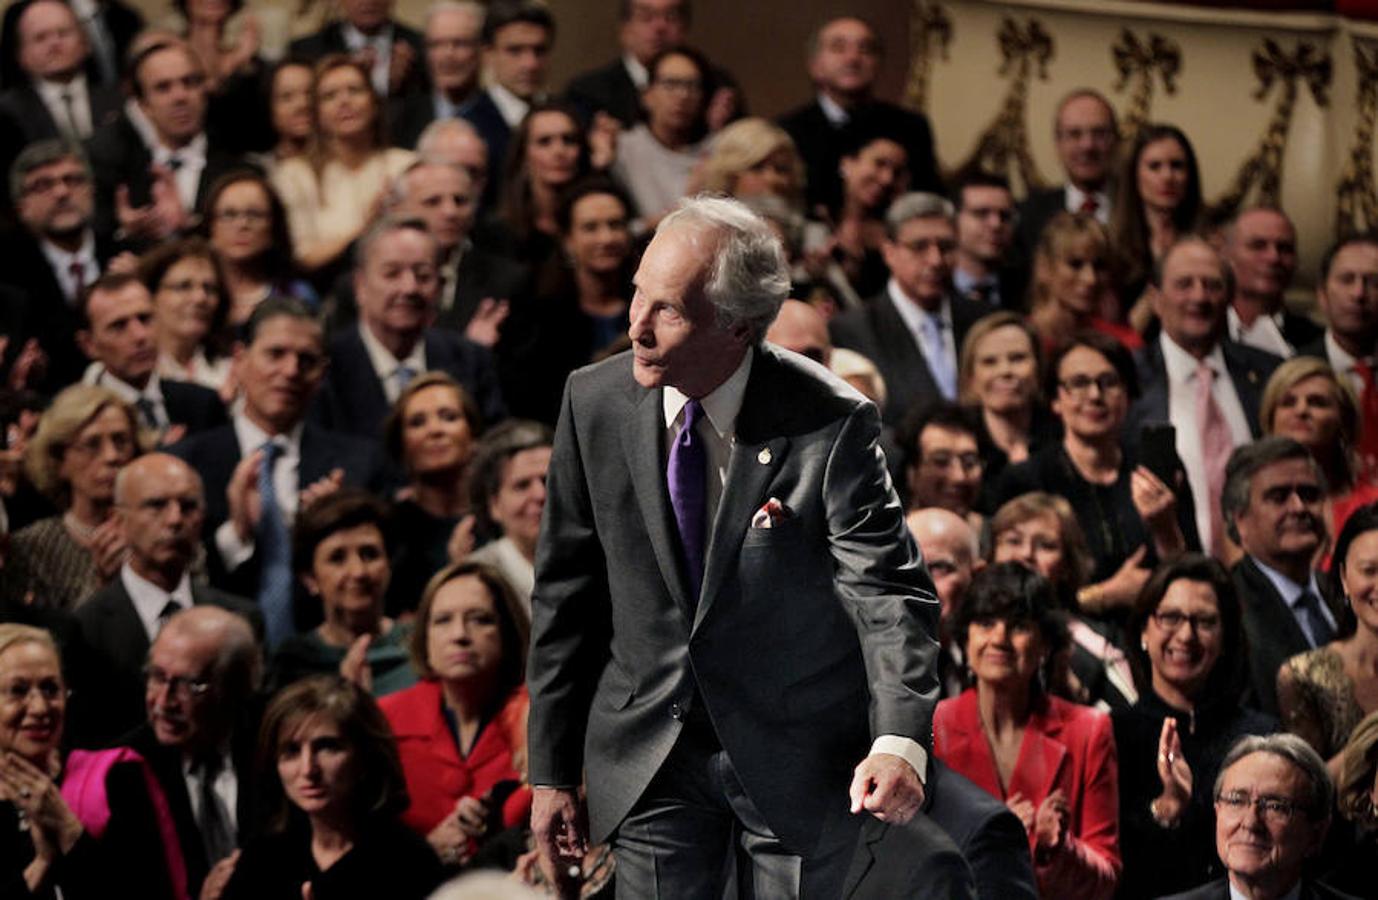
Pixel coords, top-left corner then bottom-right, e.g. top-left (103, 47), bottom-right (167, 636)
top-left (358, 322), bottom-right (427, 404)
top-left (152, 132), bottom-right (207, 216)
top-left (39, 231), bottom-right (99, 305)
top-left (1227, 306), bottom-right (1295, 358)
top-left (622, 53), bottom-right (649, 90)
top-left (887, 278), bottom-right (957, 400)
top-left (84, 367), bottom-right (170, 431)
top-left (1252, 558), bottom-right (1337, 647)
top-left (120, 564), bottom-right (193, 642)
top-left (817, 92), bottom-right (849, 128)
top-left (1325, 331), bottom-right (1369, 399)
top-left (182, 747), bottom-right (238, 839)
top-left (1228, 876), bottom-right (1301, 900)
top-left (661, 350), bottom-right (930, 783)
top-left (1064, 184), bottom-right (1112, 225)
top-left (1160, 334), bottom-right (1254, 547)
top-left (214, 415), bottom-right (305, 568)
top-left (34, 74), bottom-right (93, 137)
top-left (341, 22), bottom-right (395, 96)
top-left (487, 83), bottom-right (531, 130)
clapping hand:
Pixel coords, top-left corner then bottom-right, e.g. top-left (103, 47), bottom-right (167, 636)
top-left (1152, 717), bottom-right (1192, 826)
top-left (1033, 788), bottom-right (1070, 852)
top-left (464, 298), bottom-right (510, 347)
top-left (339, 634), bottom-right (374, 692)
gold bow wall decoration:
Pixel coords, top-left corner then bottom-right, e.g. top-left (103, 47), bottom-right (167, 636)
top-left (1213, 39), bottom-right (1331, 219)
top-left (1335, 38), bottom-right (1378, 236)
top-left (953, 16), bottom-right (1053, 192)
top-left (903, 0), bottom-right (952, 113)
top-left (1111, 30), bottom-right (1180, 143)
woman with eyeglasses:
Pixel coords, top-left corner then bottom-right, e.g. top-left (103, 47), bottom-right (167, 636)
top-left (0, 623), bottom-right (185, 899)
top-left (1278, 503), bottom-right (1378, 779)
top-left (1112, 555), bottom-right (1275, 899)
top-left (998, 331), bottom-right (1195, 617)
top-left (140, 237), bottom-right (235, 395)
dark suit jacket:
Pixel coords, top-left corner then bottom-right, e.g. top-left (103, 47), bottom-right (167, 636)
top-left (527, 344), bottom-right (940, 852)
top-left (564, 58), bottom-right (642, 127)
top-left (287, 21), bottom-right (426, 96)
top-left (463, 90), bottom-right (514, 178)
top-left (125, 715), bottom-right (264, 899)
top-left (778, 98), bottom-right (943, 214)
top-left (158, 378), bottom-right (229, 434)
top-left (85, 115), bottom-right (244, 249)
top-left (0, 80), bottom-right (123, 168)
top-left (67, 578), bottom-right (258, 748)
top-left (1015, 185), bottom-right (1068, 259)
top-left (843, 813), bottom-right (975, 900)
top-left (0, 0), bottom-right (142, 89)
top-left (1232, 555), bottom-right (1349, 716)
top-left (1277, 310), bottom-right (1326, 352)
top-left (829, 289), bottom-right (988, 425)
top-left (1161, 876), bottom-right (1359, 900)
top-left (844, 758), bottom-right (1036, 900)
top-left (311, 326), bottom-right (506, 437)
top-left (168, 421), bottom-right (385, 599)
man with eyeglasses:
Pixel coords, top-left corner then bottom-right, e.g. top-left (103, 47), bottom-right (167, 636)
top-left (77, 272), bottom-right (227, 437)
top-left (900, 403), bottom-right (984, 529)
top-left (388, 1), bottom-right (485, 152)
top-left (952, 171), bottom-right (1026, 311)
top-left (1221, 437), bottom-right (1346, 716)
top-left (1016, 89), bottom-right (1118, 255)
top-left (831, 192), bottom-right (988, 425)
top-left (565, 0), bottom-right (685, 127)
top-left (1162, 733), bottom-right (1356, 899)
top-left (126, 605), bottom-right (265, 900)
top-left (67, 453), bottom-right (258, 749)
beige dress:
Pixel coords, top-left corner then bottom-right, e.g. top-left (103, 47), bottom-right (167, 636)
top-left (1278, 646), bottom-right (1366, 759)
top-left (271, 147), bottom-right (415, 258)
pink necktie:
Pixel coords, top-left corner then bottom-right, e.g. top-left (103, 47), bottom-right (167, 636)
top-left (1196, 361), bottom-right (1232, 558)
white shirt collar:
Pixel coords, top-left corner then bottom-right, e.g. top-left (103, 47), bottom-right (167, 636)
top-left (1064, 183), bottom-right (1111, 223)
top-left (34, 73), bottom-right (87, 105)
top-left (817, 93), bottom-right (849, 128)
top-left (1325, 330), bottom-right (1363, 371)
top-left (1227, 305), bottom-right (1293, 358)
top-left (661, 349), bottom-right (754, 439)
top-left (232, 410), bottom-right (304, 455)
top-left (623, 53), bottom-right (649, 90)
top-left (153, 131), bottom-right (207, 166)
top-left (887, 277), bottom-right (950, 333)
top-left (120, 563), bottom-right (193, 642)
top-left (341, 21), bottom-right (392, 48)
top-left (1159, 332), bottom-right (1226, 385)
top-left (1251, 556), bottom-right (1321, 608)
top-left (39, 230), bottom-right (96, 270)
top-left (357, 320), bottom-right (426, 382)
top-left (487, 83), bottom-right (531, 129)
top-left (87, 366), bottom-right (162, 405)
top-left (1228, 876), bottom-right (1301, 900)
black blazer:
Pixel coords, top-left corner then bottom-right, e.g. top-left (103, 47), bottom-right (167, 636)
top-left (311, 326), bottom-right (507, 437)
top-left (829, 289), bottom-right (988, 425)
top-left (0, 0), bottom-right (143, 89)
top-left (1014, 186), bottom-right (1068, 257)
top-left (1126, 337), bottom-right (1283, 447)
top-left (1161, 877), bottom-right (1359, 900)
top-left (67, 579), bottom-right (258, 748)
top-left (287, 21), bottom-right (426, 96)
top-left (564, 58), bottom-right (642, 127)
top-left (463, 90), bottom-right (513, 179)
top-left (1232, 555), bottom-right (1349, 716)
top-left (843, 812), bottom-right (976, 900)
top-left (385, 90), bottom-right (449, 151)
top-left (778, 99), bottom-right (943, 214)
top-left (160, 378), bottom-right (230, 435)
top-left (0, 80), bottom-right (123, 166)
top-left (1227, 308), bottom-right (1325, 354)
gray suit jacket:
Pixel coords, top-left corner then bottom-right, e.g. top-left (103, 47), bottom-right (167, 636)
top-left (526, 343), bottom-right (940, 853)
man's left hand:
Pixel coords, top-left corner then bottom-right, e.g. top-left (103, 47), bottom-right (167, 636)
top-left (848, 752), bottom-right (924, 824)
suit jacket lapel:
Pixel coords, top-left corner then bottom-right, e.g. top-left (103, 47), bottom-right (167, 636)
top-left (106, 580), bottom-right (152, 673)
top-left (1012, 702), bottom-right (1070, 804)
top-left (1222, 342), bottom-right (1265, 437)
top-left (621, 385), bottom-right (693, 623)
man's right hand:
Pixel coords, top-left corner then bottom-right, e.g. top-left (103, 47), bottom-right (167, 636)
top-left (227, 449), bottom-right (265, 542)
top-left (531, 787), bottom-right (588, 895)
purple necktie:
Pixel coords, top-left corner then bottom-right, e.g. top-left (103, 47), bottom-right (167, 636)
top-left (668, 398), bottom-right (707, 600)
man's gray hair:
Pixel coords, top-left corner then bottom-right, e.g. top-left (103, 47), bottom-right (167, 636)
top-left (157, 606), bottom-right (263, 701)
top-left (1220, 436), bottom-right (1326, 545)
top-left (658, 194), bottom-right (789, 343)
top-left (9, 139), bottom-right (91, 204)
top-left (385, 159), bottom-right (472, 212)
top-left (355, 216), bottom-right (439, 269)
top-left (426, 0), bottom-right (485, 32)
top-left (416, 118), bottom-right (484, 157)
top-left (1214, 733), bottom-right (1334, 819)
top-left (884, 191), bottom-right (954, 240)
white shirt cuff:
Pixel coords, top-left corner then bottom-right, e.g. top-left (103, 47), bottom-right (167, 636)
top-left (214, 519), bottom-right (256, 570)
top-left (870, 735), bottom-right (928, 785)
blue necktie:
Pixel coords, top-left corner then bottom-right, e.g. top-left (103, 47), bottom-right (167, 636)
top-left (396, 363), bottom-right (416, 392)
top-left (667, 399), bottom-right (707, 601)
top-left (1296, 590), bottom-right (1335, 647)
top-left (256, 440), bottom-right (295, 648)
top-left (922, 316), bottom-right (956, 399)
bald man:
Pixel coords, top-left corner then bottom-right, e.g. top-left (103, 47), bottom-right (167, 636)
top-left (906, 507), bottom-right (980, 699)
top-left (766, 298), bottom-right (831, 366)
top-left (129, 606), bottom-right (264, 897)
top-left (68, 453), bottom-right (258, 748)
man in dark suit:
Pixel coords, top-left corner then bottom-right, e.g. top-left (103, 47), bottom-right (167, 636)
top-left (952, 171), bottom-right (1028, 311)
top-left (1222, 207), bottom-right (1322, 358)
top-left (830, 192), bottom-right (988, 425)
top-left (169, 297), bottom-right (384, 640)
top-left (126, 605), bottom-right (264, 899)
top-left (289, 0), bottom-right (425, 99)
top-left (464, 0), bottom-right (555, 169)
top-left (844, 758), bottom-right (1037, 899)
top-left (528, 196), bottom-right (939, 897)
top-left (0, 0), bottom-right (141, 90)
top-left (778, 16), bottom-right (941, 215)
top-left (313, 217), bottom-right (505, 436)
top-left (387, 1), bottom-right (484, 151)
top-left (68, 453), bottom-right (258, 748)
top-left (1223, 437), bottom-right (1344, 716)
top-left (86, 38), bottom-right (242, 250)
top-left (1127, 238), bottom-right (1282, 557)
top-left (564, 0), bottom-right (686, 127)
top-left (1161, 734), bottom-right (1357, 900)
top-left (0, 0), bottom-right (122, 174)
top-left (1016, 89), bottom-right (1118, 255)
top-left (1, 138), bottom-right (115, 391)
top-left (78, 274), bottom-right (227, 437)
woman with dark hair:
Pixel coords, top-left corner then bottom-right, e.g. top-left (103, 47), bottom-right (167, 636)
top-left (379, 561), bottom-right (531, 869)
top-left (269, 489), bottom-right (415, 696)
top-left (466, 420), bottom-right (554, 611)
top-left (271, 55), bottom-right (415, 275)
top-left (826, 121), bottom-right (910, 301)
top-left (1111, 554), bottom-right (1275, 899)
top-left (1278, 502), bottom-right (1378, 777)
top-left (496, 102), bottom-right (593, 265)
top-left (264, 60), bottom-right (315, 164)
top-left (1109, 124), bottom-right (1204, 321)
top-left (383, 372), bottom-right (482, 616)
top-left (933, 562), bottom-right (1120, 900)
top-left (205, 170), bottom-right (318, 325)
top-left (222, 676), bottom-right (443, 899)
top-left (140, 237), bottom-right (235, 393)
top-left (997, 330), bottom-right (1193, 608)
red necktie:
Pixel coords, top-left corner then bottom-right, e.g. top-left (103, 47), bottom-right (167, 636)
top-left (69, 261), bottom-right (86, 304)
top-left (1354, 358), bottom-right (1378, 480)
top-left (1078, 195), bottom-right (1099, 217)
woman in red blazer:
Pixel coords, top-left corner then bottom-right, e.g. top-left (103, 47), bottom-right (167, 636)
top-left (379, 560), bottom-right (531, 867)
top-left (933, 563), bottom-right (1121, 900)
